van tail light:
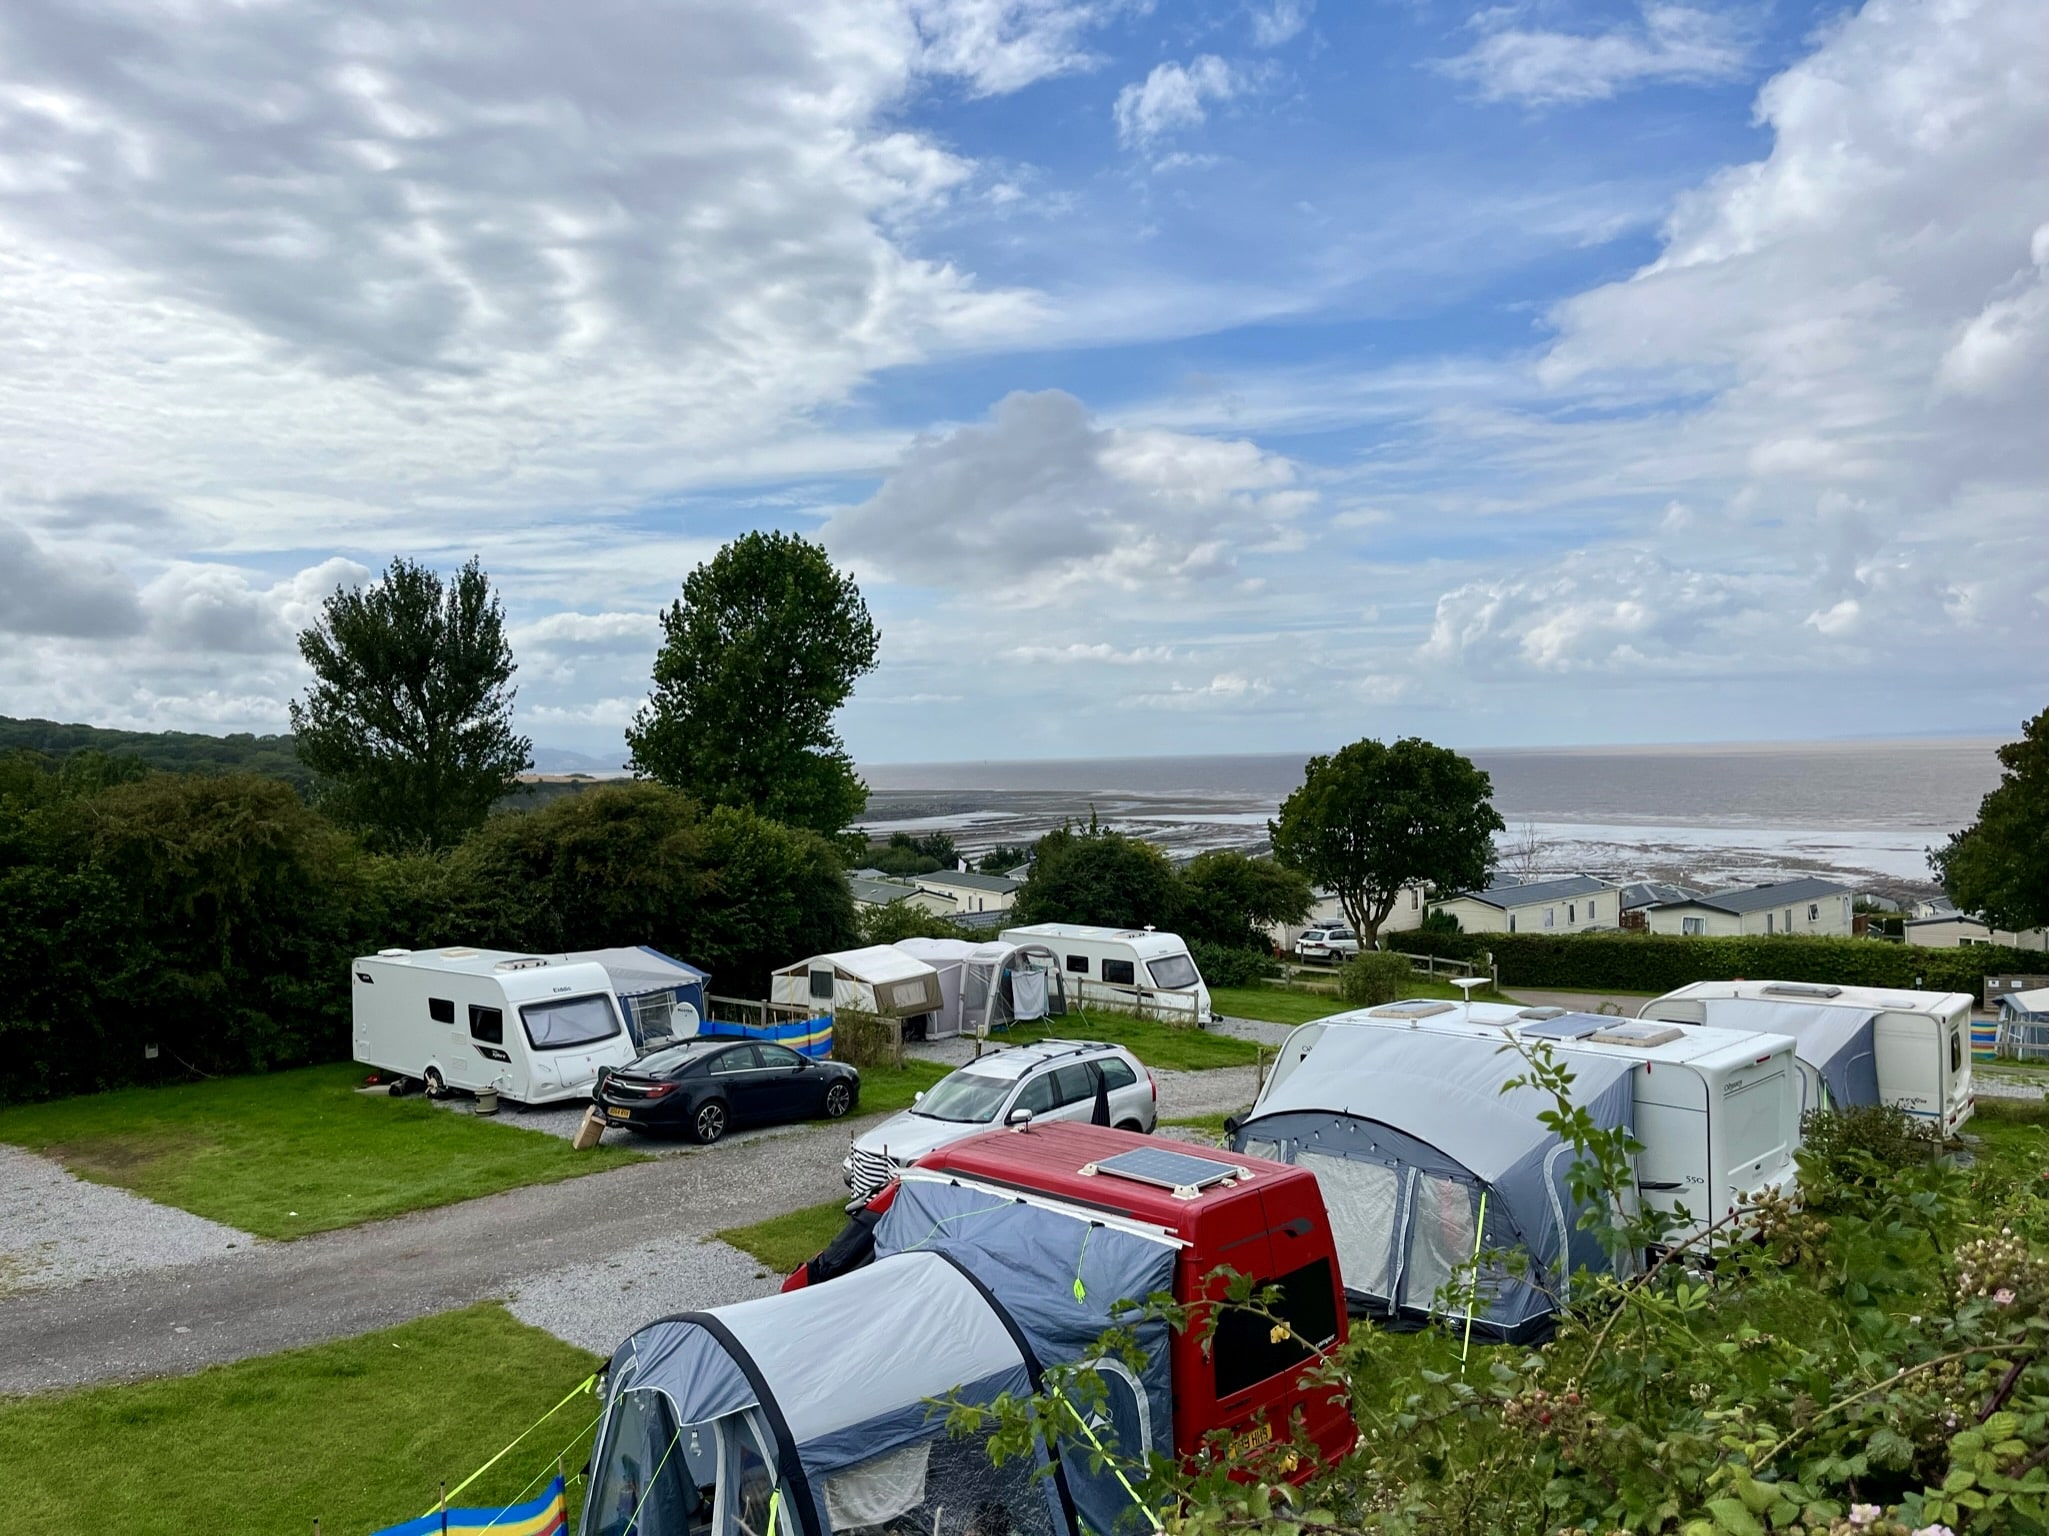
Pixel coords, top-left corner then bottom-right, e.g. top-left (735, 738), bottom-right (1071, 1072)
top-left (644, 1083), bottom-right (677, 1098)
top-left (1149, 1070), bottom-right (1158, 1103)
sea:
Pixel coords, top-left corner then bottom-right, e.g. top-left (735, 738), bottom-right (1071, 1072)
top-left (856, 738), bottom-right (2007, 898)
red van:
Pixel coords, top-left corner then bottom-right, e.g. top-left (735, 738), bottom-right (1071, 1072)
top-left (790, 1122), bottom-right (1358, 1484)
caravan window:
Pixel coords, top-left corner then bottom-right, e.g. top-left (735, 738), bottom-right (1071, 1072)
top-left (520, 994), bottom-right (621, 1051)
top-left (1951, 1030), bottom-right (1963, 1074)
top-left (1066, 954), bottom-right (1090, 974)
top-left (1147, 952), bottom-right (1199, 989)
top-left (1101, 958), bottom-right (1136, 986)
top-left (1404, 1175), bottom-right (1478, 1314)
top-left (1299, 1152), bottom-right (1401, 1300)
top-left (1211, 1257), bottom-right (1339, 1399)
top-left (468, 1005), bottom-right (503, 1045)
top-left (809, 968), bottom-right (835, 1001)
top-left (428, 997), bottom-right (455, 1024)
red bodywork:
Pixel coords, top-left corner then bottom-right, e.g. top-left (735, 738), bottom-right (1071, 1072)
top-left (908, 1123), bottom-right (1358, 1480)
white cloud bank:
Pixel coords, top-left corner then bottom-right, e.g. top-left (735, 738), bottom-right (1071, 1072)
top-left (1440, 5), bottom-right (1749, 107)
top-left (1114, 57), bottom-right (1239, 147)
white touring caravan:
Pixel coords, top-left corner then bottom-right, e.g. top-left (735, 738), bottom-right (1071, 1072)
top-left (352, 947), bottom-right (637, 1104)
top-left (1257, 1000), bottom-right (1803, 1243)
top-left (998, 922), bottom-right (1212, 1024)
top-left (1639, 980), bottom-right (1976, 1135)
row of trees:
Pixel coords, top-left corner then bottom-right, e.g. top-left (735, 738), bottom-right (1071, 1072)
top-left (291, 532), bottom-right (876, 852)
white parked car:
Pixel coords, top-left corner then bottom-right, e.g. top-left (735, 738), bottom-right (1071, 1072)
top-left (1294, 927), bottom-right (1360, 964)
top-left (843, 1039), bottom-right (1158, 1196)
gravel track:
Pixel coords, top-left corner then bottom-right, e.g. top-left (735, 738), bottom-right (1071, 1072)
top-left (508, 1235), bottom-right (780, 1356)
top-left (0, 1144), bottom-right (251, 1299)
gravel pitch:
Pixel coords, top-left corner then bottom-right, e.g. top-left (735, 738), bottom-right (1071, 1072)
top-left (508, 1234), bottom-right (782, 1355)
top-left (0, 1143), bottom-right (253, 1298)
top-left (1977, 1072), bottom-right (2049, 1101)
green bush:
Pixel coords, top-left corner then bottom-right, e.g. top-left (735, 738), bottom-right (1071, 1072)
top-left (1189, 940), bottom-right (1280, 988)
top-left (828, 1008), bottom-right (901, 1069)
top-left (1482, 931), bottom-right (2036, 1000)
top-left (1338, 949), bottom-right (1413, 1005)
top-left (1386, 926), bottom-right (1487, 962)
top-left (1799, 1104), bottom-right (1937, 1193)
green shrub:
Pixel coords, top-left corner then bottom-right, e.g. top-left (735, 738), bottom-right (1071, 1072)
top-left (1387, 926), bottom-right (1486, 962)
top-left (1338, 949), bottom-right (1413, 1005)
top-left (1483, 931), bottom-right (2035, 1000)
top-left (1799, 1104), bottom-right (1937, 1194)
top-left (829, 1008), bottom-right (901, 1069)
top-left (1189, 940), bottom-right (1280, 988)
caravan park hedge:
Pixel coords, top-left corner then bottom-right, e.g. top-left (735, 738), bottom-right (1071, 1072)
top-left (1476, 931), bottom-right (2040, 1001)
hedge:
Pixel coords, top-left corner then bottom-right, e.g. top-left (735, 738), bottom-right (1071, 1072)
top-left (1476, 932), bottom-right (2041, 1001)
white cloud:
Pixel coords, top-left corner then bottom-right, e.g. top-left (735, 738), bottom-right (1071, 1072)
top-left (910, 0), bottom-right (1119, 95)
top-left (823, 389), bottom-right (1311, 603)
top-left (1006, 641), bottom-right (1177, 664)
top-left (1440, 5), bottom-right (1749, 107)
top-left (0, 520), bottom-right (145, 639)
top-left (512, 611), bottom-right (663, 650)
top-left (1114, 56), bottom-right (1238, 148)
top-left (1250, 1), bottom-right (1313, 49)
top-left (1131, 672), bottom-right (1274, 709)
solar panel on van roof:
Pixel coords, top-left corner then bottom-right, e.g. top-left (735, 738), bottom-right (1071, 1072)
top-left (1087, 1146), bottom-right (1247, 1198)
top-left (1518, 1015), bottom-right (1604, 1040)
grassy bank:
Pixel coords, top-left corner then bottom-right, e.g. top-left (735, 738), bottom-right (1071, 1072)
top-left (0, 1304), bottom-right (601, 1536)
top-left (853, 1058), bottom-right (953, 1116)
top-left (0, 1064), bottom-right (642, 1238)
top-left (996, 1011), bottom-right (1262, 1070)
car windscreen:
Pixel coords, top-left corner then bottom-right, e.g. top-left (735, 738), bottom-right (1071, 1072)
top-left (1147, 952), bottom-right (1199, 989)
top-left (914, 1067), bottom-right (1015, 1123)
top-left (631, 1041), bottom-right (719, 1074)
top-left (521, 994), bottom-right (621, 1051)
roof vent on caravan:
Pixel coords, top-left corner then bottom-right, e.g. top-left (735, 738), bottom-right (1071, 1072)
top-left (493, 956), bottom-right (551, 971)
top-left (439, 947), bottom-right (479, 958)
top-left (1083, 1145), bottom-right (1249, 1199)
top-left (1517, 1006), bottom-right (1567, 1020)
top-left (1762, 982), bottom-right (1843, 999)
top-left (1518, 1014), bottom-right (1604, 1041)
top-left (376, 948), bottom-right (410, 957)
top-left (1367, 1001), bottom-right (1456, 1019)
top-left (1588, 1021), bottom-right (1687, 1048)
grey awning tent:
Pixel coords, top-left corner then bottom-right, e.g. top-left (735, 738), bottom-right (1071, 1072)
top-left (562, 946), bottom-right (710, 1050)
top-left (874, 1171), bottom-right (1179, 1536)
top-left (587, 1251), bottom-right (1078, 1536)
top-left (890, 938), bottom-right (974, 1038)
top-left (1232, 1025), bottom-right (1635, 1344)
top-left (1670, 998), bottom-right (1880, 1115)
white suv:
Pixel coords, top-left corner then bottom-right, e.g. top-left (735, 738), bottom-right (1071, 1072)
top-left (1295, 927), bottom-right (1360, 964)
top-left (844, 1040), bottom-right (1158, 1197)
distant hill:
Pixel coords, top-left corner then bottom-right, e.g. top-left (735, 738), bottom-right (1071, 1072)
top-left (0, 714), bottom-right (311, 789)
top-left (529, 745), bottom-right (628, 774)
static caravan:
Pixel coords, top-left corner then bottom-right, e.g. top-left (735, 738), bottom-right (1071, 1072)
top-left (559, 946), bottom-right (708, 1050)
top-left (999, 922), bottom-right (1212, 1024)
top-left (1639, 981), bottom-right (1976, 1134)
top-left (769, 945), bottom-right (946, 1034)
top-left (1259, 1001), bottom-right (1803, 1245)
top-left (351, 947), bottom-right (636, 1104)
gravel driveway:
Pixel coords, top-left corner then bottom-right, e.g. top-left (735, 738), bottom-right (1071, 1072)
top-left (0, 1144), bottom-right (251, 1299)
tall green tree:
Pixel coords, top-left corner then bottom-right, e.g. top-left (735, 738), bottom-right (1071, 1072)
top-left (1011, 818), bottom-right (1180, 931)
top-left (1177, 849), bottom-right (1314, 951)
top-left (290, 556), bottom-right (530, 850)
top-left (1270, 737), bottom-right (1504, 947)
top-left (1931, 706), bottom-right (2049, 932)
top-left (627, 532), bottom-right (878, 838)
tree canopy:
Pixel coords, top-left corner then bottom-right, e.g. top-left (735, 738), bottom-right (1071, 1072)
top-left (1176, 849), bottom-right (1313, 951)
top-left (1269, 736), bottom-right (1503, 945)
top-left (290, 556), bottom-right (530, 851)
top-left (1931, 707), bottom-right (2049, 932)
top-left (627, 532), bottom-right (879, 838)
top-left (1010, 817), bottom-right (1181, 931)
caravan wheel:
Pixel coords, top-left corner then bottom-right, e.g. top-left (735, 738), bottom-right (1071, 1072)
top-left (423, 1067), bottom-right (447, 1099)
top-left (693, 1099), bottom-right (729, 1144)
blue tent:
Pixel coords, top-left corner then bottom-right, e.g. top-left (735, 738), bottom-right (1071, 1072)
top-left (586, 1251), bottom-right (1077, 1536)
top-left (1653, 998), bottom-right (1880, 1116)
top-left (1232, 1025), bottom-right (1636, 1344)
top-left (874, 1171), bottom-right (1179, 1535)
top-left (564, 947), bottom-right (709, 1050)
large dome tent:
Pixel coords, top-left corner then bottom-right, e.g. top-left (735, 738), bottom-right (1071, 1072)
top-left (1231, 1022), bottom-right (1637, 1344)
top-left (586, 1251), bottom-right (1078, 1535)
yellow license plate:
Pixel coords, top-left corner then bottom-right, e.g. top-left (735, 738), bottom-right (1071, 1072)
top-left (1228, 1421), bottom-right (1273, 1459)
top-left (606, 1107), bottom-right (631, 1120)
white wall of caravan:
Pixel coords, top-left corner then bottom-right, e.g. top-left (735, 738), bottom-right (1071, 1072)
top-left (999, 924), bottom-right (1212, 1023)
top-left (351, 952), bottom-right (634, 1105)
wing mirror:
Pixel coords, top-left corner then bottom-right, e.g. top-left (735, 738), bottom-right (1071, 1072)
top-left (913, 1090), bottom-right (924, 1103)
top-left (1006, 1107), bottom-right (1035, 1131)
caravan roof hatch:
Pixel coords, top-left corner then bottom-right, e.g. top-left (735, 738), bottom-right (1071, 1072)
top-left (1762, 982), bottom-right (1843, 999)
top-left (1367, 1001), bottom-right (1455, 1019)
top-left (1587, 1021), bottom-right (1687, 1048)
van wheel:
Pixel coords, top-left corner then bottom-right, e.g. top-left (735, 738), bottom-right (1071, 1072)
top-left (692, 1100), bottom-right (728, 1144)
top-left (823, 1082), bottom-right (853, 1119)
top-left (423, 1067), bottom-right (447, 1099)
top-left (1116, 1119), bottom-right (1144, 1134)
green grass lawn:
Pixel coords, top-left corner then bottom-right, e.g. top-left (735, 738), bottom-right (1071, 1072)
top-left (0, 1303), bottom-right (602, 1536)
top-left (1160, 1112), bottom-right (1232, 1143)
top-left (992, 1010), bottom-right (1262, 1070)
top-left (853, 1058), bottom-right (953, 1115)
top-left (717, 1198), bottom-right (852, 1272)
top-left (0, 1064), bottom-right (642, 1239)
top-left (1213, 978), bottom-right (1511, 1028)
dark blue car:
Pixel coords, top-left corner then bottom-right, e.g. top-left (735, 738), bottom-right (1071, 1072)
top-left (594, 1037), bottom-right (859, 1144)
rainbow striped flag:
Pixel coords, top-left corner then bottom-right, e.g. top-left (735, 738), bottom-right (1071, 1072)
top-left (373, 1476), bottom-right (569, 1536)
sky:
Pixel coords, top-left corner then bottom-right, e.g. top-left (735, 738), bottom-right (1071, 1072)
top-left (0, 0), bottom-right (2042, 766)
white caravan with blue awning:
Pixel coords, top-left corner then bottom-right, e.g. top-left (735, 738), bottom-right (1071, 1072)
top-left (1638, 980), bottom-right (1974, 1134)
top-left (585, 1251), bottom-right (1079, 1536)
top-left (351, 947), bottom-right (636, 1103)
top-left (1233, 1020), bottom-right (1637, 1342)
